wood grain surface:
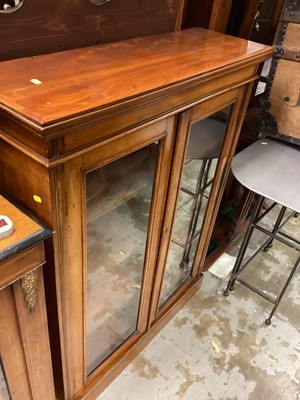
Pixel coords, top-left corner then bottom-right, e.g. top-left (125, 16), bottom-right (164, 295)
top-left (0, 195), bottom-right (42, 252)
top-left (0, 28), bottom-right (272, 128)
top-left (0, 0), bottom-right (181, 61)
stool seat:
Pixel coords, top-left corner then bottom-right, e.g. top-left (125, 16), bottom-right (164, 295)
top-left (186, 117), bottom-right (226, 160)
top-left (231, 138), bottom-right (300, 213)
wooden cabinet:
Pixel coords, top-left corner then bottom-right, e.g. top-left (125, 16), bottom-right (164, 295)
top-left (0, 196), bottom-right (55, 400)
top-left (0, 28), bottom-right (272, 399)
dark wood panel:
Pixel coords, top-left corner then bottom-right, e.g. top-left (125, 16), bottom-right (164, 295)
top-left (227, 0), bottom-right (284, 44)
top-left (0, 0), bottom-right (180, 61)
top-left (183, 0), bottom-right (233, 33)
top-left (209, 0), bottom-right (233, 33)
top-left (182, 0), bottom-right (213, 29)
top-left (249, 0), bottom-right (286, 44)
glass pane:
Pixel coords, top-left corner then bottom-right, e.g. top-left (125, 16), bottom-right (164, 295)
top-left (86, 143), bottom-right (158, 375)
top-left (0, 359), bottom-right (10, 400)
top-left (159, 108), bottom-right (231, 306)
top-left (255, 59), bottom-right (271, 96)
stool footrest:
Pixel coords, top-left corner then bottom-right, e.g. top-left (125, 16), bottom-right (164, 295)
top-left (235, 277), bottom-right (276, 304)
top-left (225, 198), bottom-right (300, 325)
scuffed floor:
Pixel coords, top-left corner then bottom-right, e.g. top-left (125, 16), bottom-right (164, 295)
top-left (98, 209), bottom-right (300, 400)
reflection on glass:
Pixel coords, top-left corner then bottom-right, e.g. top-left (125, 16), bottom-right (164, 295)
top-left (255, 59), bottom-right (271, 96)
top-left (0, 359), bottom-right (10, 400)
top-left (159, 108), bottom-right (230, 306)
top-left (86, 144), bottom-right (158, 375)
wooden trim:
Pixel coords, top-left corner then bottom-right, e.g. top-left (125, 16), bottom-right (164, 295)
top-left (175, 0), bottom-right (187, 31)
top-left (149, 88), bottom-right (240, 321)
top-left (190, 88), bottom-right (239, 121)
top-left (148, 110), bottom-right (192, 325)
top-left (0, 287), bottom-right (32, 400)
top-left (0, 74), bottom-right (260, 169)
top-left (76, 275), bottom-right (202, 400)
top-left (209, 0), bottom-right (233, 33)
top-left (189, 108), bottom-right (239, 277)
top-left (194, 81), bottom-right (256, 275)
top-left (192, 156), bottom-right (230, 276)
top-left (55, 119), bottom-right (176, 398)
top-left (0, 243), bottom-right (45, 290)
top-left (80, 121), bottom-right (168, 172)
top-left (0, 268), bottom-right (55, 400)
top-left (53, 157), bottom-right (85, 399)
top-left (0, 131), bottom-right (50, 167)
top-left (0, 49), bottom-right (272, 138)
top-left (83, 119), bottom-right (177, 382)
top-left (151, 275), bottom-right (201, 327)
top-left (137, 117), bottom-right (177, 332)
top-left (13, 268), bottom-right (55, 400)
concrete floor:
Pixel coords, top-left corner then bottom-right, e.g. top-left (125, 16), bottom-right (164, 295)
top-left (98, 207), bottom-right (300, 400)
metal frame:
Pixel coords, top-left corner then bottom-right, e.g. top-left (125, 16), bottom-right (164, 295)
top-left (224, 195), bottom-right (300, 325)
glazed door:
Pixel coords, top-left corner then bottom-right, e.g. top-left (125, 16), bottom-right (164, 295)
top-left (150, 89), bottom-right (245, 320)
top-left (85, 143), bottom-right (160, 374)
top-left (55, 117), bottom-right (176, 395)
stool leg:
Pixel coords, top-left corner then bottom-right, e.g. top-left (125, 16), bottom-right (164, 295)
top-left (224, 195), bottom-right (265, 295)
top-left (265, 255), bottom-right (300, 325)
top-left (180, 159), bottom-right (211, 270)
top-left (264, 206), bottom-right (286, 252)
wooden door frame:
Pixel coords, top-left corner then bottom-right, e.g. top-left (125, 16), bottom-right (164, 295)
top-left (52, 117), bottom-right (176, 399)
top-left (148, 85), bottom-right (251, 325)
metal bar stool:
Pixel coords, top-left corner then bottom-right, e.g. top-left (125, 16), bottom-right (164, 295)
top-left (223, 138), bottom-right (300, 325)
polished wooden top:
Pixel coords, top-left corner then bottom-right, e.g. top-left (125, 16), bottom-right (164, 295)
top-left (0, 195), bottom-right (51, 262)
top-left (0, 28), bottom-right (272, 129)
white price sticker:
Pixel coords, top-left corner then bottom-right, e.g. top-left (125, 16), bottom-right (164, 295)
top-left (0, 215), bottom-right (14, 239)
